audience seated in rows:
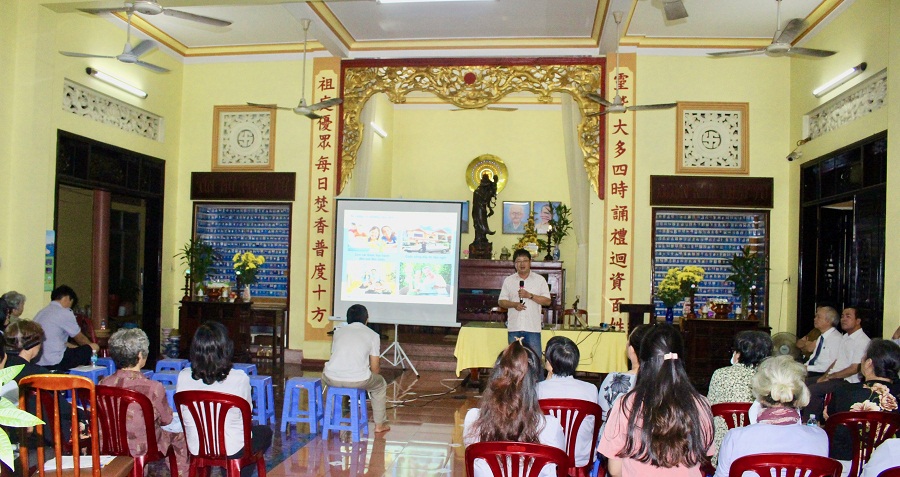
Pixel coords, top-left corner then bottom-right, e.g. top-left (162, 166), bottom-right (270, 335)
top-left (536, 335), bottom-right (599, 467)
top-left (798, 306), bottom-right (842, 381)
top-left (32, 285), bottom-right (98, 371)
top-left (176, 321), bottom-right (273, 477)
top-left (805, 307), bottom-right (872, 423)
top-left (1, 290), bottom-right (26, 325)
top-left (825, 339), bottom-right (900, 466)
top-left (99, 328), bottom-right (189, 477)
top-left (597, 324), bottom-right (714, 477)
top-left (707, 330), bottom-right (773, 465)
top-left (598, 324), bottom-right (651, 437)
top-left (714, 355), bottom-right (829, 477)
top-left (464, 340), bottom-right (565, 477)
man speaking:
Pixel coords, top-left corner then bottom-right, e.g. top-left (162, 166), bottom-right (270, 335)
top-left (498, 249), bottom-right (551, 361)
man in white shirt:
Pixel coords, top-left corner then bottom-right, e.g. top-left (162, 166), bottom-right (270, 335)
top-left (498, 249), bottom-right (551, 361)
top-left (803, 306), bottom-right (871, 422)
top-left (323, 304), bottom-right (390, 433)
top-left (536, 336), bottom-right (599, 468)
top-left (797, 306), bottom-right (842, 382)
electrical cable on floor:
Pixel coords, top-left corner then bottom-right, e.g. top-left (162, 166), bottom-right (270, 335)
top-left (385, 378), bottom-right (467, 408)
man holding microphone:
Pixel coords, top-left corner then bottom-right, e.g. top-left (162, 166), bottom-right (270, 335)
top-left (498, 249), bottom-right (552, 361)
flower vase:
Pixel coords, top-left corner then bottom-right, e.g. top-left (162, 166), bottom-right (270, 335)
top-left (552, 246), bottom-right (560, 261)
top-left (665, 307), bottom-right (675, 324)
top-left (242, 285), bottom-right (251, 302)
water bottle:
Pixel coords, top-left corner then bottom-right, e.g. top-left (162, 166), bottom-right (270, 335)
top-left (807, 414), bottom-right (818, 426)
top-left (90, 350), bottom-right (98, 367)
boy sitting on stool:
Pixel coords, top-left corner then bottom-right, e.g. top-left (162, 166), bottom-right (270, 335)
top-left (323, 304), bottom-right (390, 433)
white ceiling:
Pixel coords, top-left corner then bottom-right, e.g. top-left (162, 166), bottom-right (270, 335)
top-left (42, 0), bottom-right (849, 59)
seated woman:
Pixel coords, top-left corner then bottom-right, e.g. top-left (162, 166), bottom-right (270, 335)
top-left (598, 324), bottom-right (652, 437)
top-left (825, 339), bottom-right (900, 468)
top-left (713, 355), bottom-right (828, 477)
top-left (464, 340), bottom-right (565, 477)
top-left (597, 324), bottom-right (714, 477)
top-left (706, 330), bottom-right (772, 464)
top-left (176, 321), bottom-right (273, 477)
top-left (99, 329), bottom-right (188, 477)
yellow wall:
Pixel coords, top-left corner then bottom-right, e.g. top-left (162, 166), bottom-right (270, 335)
top-left (56, 186), bottom-right (94, 305)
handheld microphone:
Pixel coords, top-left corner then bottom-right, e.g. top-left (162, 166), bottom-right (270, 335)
top-left (519, 280), bottom-right (525, 304)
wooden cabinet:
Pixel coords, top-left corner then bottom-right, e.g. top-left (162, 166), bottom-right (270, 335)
top-left (681, 318), bottom-right (762, 394)
top-left (178, 300), bottom-right (286, 378)
top-left (457, 259), bottom-right (564, 323)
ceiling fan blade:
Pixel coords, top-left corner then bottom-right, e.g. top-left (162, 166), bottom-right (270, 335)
top-left (79, 7), bottom-right (129, 14)
top-left (130, 39), bottom-right (155, 57)
top-left (707, 48), bottom-right (767, 58)
top-left (586, 92), bottom-right (613, 107)
top-left (302, 111), bottom-right (324, 120)
top-left (775, 18), bottom-right (807, 44)
top-left (628, 103), bottom-right (677, 111)
top-left (247, 102), bottom-right (295, 111)
top-left (162, 8), bottom-right (232, 27)
top-left (786, 47), bottom-right (837, 58)
top-left (663, 0), bottom-right (688, 21)
top-left (307, 97), bottom-right (343, 110)
top-left (486, 106), bottom-right (517, 112)
top-left (134, 60), bottom-right (169, 73)
top-left (59, 51), bottom-right (116, 59)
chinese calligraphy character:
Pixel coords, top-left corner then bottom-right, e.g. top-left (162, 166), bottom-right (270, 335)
top-left (313, 217), bottom-right (329, 234)
top-left (310, 263), bottom-right (328, 280)
top-left (312, 239), bottom-right (329, 257)
top-left (614, 140), bottom-right (627, 158)
top-left (318, 115), bottom-right (333, 132)
top-left (610, 228), bottom-right (628, 246)
top-left (609, 252), bottom-right (628, 268)
top-left (312, 284), bottom-right (327, 299)
top-left (612, 205), bottom-right (629, 222)
top-left (611, 181), bottom-right (628, 198)
top-left (615, 72), bottom-right (629, 90)
top-left (612, 164), bottom-right (628, 176)
top-left (609, 297), bottom-right (625, 313)
top-left (609, 272), bottom-right (625, 291)
top-left (612, 119), bottom-right (629, 135)
top-left (314, 195), bottom-right (329, 213)
top-left (317, 77), bottom-right (335, 91)
top-left (317, 134), bottom-right (332, 150)
top-left (310, 306), bottom-right (327, 323)
top-left (317, 177), bottom-right (328, 190)
top-left (316, 156), bottom-right (332, 172)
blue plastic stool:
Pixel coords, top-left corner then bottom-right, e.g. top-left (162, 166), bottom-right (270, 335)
top-left (155, 358), bottom-right (190, 372)
top-left (96, 357), bottom-right (116, 375)
top-left (69, 365), bottom-right (110, 385)
top-left (248, 375), bottom-right (275, 426)
top-left (151, 370), bottom-right (180, 386)
top-left (142, 370), bottom-right (154, 379)
top-left (281, 377), bottom-right (324, 433)
top-left (164, 384), bottom-right (176, 410)
top-left (322, 386), bottom-right (368, 442)
top-left (233, 363), bottom-right (258, 375)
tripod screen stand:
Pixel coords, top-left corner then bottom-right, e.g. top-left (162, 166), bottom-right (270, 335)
top-left (380, 323), bottom-right (419, 377)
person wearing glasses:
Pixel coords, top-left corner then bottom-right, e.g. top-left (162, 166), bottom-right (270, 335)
top-left (498, 249), bottom-right (551, 361)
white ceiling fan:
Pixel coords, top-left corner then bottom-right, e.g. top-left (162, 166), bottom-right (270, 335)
top-left (247, 19), bottom-right (342, 119)
top-left (59, 12), bottom-right (169, 73)
top-left (708, 0), bottom-right (836, 58)
top-left (586, 11), bottom-right (676, 115)
top-left (81, 0), bottom-right (231, 27)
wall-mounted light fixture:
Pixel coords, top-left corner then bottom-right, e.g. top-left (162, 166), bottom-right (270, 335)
top-left (370, 122), bottom-right (388, 138)
top-left (813, 62), bottom-right (866, 98)
top-left (86, 67), bottom-right (148, 99)
top-left (786, 137), bottom-right (811, 162)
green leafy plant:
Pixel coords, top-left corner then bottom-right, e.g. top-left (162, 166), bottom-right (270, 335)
top-left (726, 245), bottom-right (766, 316)
top-left (0, 365), bottom-right (44, 468)
top-left (547, 203), bottom-right (573, 246)
top-left (656, 268), bottom-right (684, 308)
top-left (175, 239), bottom-right (219, 286)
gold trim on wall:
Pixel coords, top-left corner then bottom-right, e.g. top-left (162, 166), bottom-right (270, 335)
top-left (676, 101), bottom-right (749, 175)
top-left (212, 105), bottom-right (276, 172)
top-left (340, 62), bottom-right (604, 193)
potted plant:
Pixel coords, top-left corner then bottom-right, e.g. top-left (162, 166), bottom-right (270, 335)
top-left (656, 268), bottom-right (684, 323)
top-left (232, 251), bottom-right (266, 301)
top-left (175, 238), bottom-right (219, 299)
top-left (0, 365), bottom-right (43, 469)
top-left (726, 245), bottom-right (766, 319)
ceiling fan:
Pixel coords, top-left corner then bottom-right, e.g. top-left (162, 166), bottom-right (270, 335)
top-left (450, 106), bottom-right (517, 112)
top-left (80, 0), bottom-right (231, 27)
top-left (708, 0), bottom-right (836, 58)
top-left (247, 19), bottom-right (342, 119)
top-left (586, 11), bottom-right (676, 115)
top-left (59, 12), bottom-right (169, 73)
top-left (661, 0), bottom-right (688, 21)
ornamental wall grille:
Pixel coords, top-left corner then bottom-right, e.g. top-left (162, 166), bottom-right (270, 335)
top-left (805, 68), bottom-right (887, 140)
top-left (63, 79), bottom-right (163, 141)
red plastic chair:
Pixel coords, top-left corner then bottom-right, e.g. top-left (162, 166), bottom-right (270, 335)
top-left (539, 398), bottom-right (603, 477)
top-left (466, 441), bottom-right (570, 477)
top-left (878, 467), bottom-right (900, 477)
top-left (96, 385), bottom-right (178, 477)
top-left (18, 374), bottom-right (134, 477)
top-left (711, 402), bottom-right (753, 430)
top-left (824, 411), bottom-right (900, 477)
top-left (728, 453), bottom-right (842, 477)
top-left (174, 390), bottom-right (266, 477)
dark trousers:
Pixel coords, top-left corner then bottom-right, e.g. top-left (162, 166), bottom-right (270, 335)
top-left (228, 425), bottom-right (274, 477)
top-left (45, 345), bottom-right (93, 372)
top-left (803, 378), bottom-right (846, 423)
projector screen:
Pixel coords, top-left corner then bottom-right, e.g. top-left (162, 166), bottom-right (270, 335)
top-left (333, 198), bottom-right (463, 327)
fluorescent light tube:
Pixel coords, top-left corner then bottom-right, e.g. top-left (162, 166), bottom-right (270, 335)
top-left (86, 67), bottom-right (148, 99)
top-left (813, 62), bottom-right (866, 98)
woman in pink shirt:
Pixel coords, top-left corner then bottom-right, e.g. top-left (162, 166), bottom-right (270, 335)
top-left (597, 324), bottom-right (714, 477)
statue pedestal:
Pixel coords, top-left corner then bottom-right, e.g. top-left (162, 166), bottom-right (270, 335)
top-left (468, 242), bottom-right (492, 260)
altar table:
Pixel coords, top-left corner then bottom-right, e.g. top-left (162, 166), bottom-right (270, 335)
top-left (454, 322), bottom-right (628, 376)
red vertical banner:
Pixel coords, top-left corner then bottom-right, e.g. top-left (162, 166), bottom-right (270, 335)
top-left (305, 57), bottom-right (341, 340)
top-left (602, 54), bottom-right (636, 327)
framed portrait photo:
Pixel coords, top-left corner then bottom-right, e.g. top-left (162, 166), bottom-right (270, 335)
top-left (532, 201), bottom-right (560, 235)
top-left (676, 101), bottom-right (749, 175)
top-left (212, 105), bottom-right (276, 171)
top-left (461, 201), bottom-right (470, 233)
top-left (502, 201), bottom-right (530, 234)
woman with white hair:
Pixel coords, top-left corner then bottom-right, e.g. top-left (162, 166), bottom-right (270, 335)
top-left (1, 291), bottom-right (26, 324)
top-left (713, 355), bottom-right (829, 477)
